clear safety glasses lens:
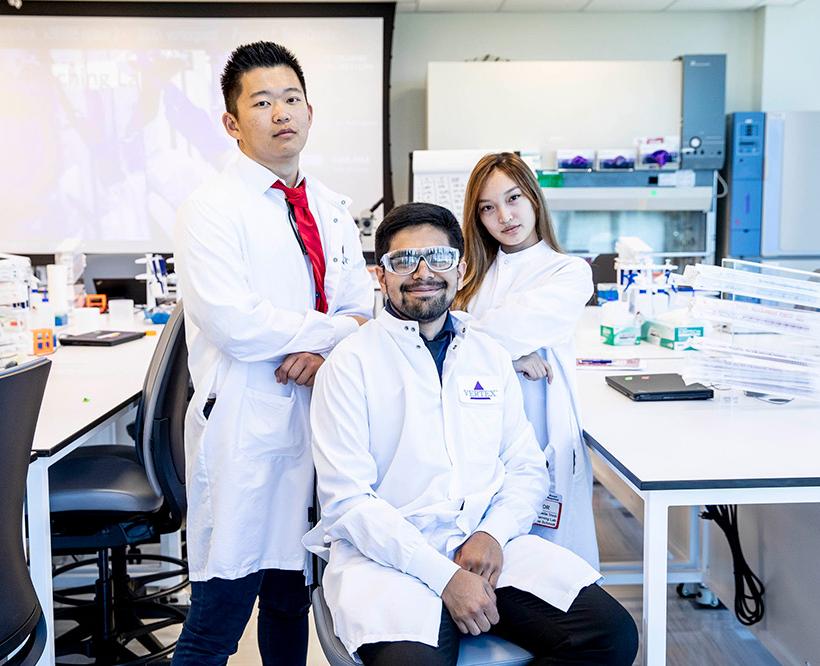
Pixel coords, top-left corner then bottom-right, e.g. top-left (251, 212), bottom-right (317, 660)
top-left (381, 247), bottom-right (459, 275)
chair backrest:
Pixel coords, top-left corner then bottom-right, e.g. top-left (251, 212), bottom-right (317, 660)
top-left (134, 303), bottom-right (190, 531)
top-left (588, 253), bottom-right (618, 305)
top-left (590, 253), bottom-right (617, 286)
top-left (0, 358), bottom-right (50, 664)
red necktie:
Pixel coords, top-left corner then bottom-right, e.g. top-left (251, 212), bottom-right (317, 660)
top-left (272, 180), bottom-right (328, 313)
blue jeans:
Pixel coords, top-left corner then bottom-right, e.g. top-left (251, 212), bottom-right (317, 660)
top-left (172, 568), bottom-right (310, 666)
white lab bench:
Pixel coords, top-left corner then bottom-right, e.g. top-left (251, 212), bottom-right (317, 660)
top-left (575, 306), bottom-right (820, 665)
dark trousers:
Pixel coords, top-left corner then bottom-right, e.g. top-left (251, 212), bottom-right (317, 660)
top-left (171, 568), bottom-right (310, 666)
top-left (357, 584), bottom-right (638, 666)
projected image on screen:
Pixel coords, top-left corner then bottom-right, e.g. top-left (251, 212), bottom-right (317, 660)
top-left (1, 16), bottom-right (384, 253)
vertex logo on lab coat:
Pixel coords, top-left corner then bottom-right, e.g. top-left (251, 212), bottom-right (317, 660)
top-left (458, 377), bottom-right (502, 404)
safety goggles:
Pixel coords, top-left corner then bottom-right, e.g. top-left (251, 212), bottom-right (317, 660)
top-left (380, 246), bottom-right (460, 275)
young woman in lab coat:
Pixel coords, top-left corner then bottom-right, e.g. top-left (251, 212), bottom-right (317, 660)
top-left (454, 152), bottom-right (598, 568)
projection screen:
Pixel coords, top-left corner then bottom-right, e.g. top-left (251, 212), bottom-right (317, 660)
top-left (0, 2), bottom-right (394, 253)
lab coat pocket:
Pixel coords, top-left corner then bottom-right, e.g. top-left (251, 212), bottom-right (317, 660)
top-left (239, 387), bottom-right (304, 459)
top-left (461, 405), bottom-right (504, 462)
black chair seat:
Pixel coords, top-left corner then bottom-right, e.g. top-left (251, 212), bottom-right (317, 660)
top-left (49, 451), bottom-right (162, 515)
top-left (63, 445), bottom-right (139, 462)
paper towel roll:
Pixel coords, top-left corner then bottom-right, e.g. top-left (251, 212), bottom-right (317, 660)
top-left (46, 264), bottom-right (70, 313)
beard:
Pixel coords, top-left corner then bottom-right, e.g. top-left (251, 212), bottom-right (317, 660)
top-left (392, 280), bottom-right (453, 322)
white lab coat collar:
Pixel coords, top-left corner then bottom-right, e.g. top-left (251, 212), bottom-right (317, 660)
top-left (497, 239), bottom-right (554, 265)
top-left (302, 171), bottom-right (353, 211)
top-left (231, 151), bottom-right (353, 211)
top-left (376, 307), bottom-right (468, 342)
top-left (231, 150), bottom-right (300, 193)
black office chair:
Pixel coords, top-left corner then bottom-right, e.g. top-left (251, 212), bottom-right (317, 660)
top-left (590, 253), bottom-right (617, 285)
top-left (0, 358), bottom-right (51, 666)
top-left (48, 303), bottom-right (190, 665)
top-left (588, 253), bottom-right (618, 305)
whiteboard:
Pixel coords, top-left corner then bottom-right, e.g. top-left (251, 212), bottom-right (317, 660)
top-left (0, 14), bottom-right (386, 253)
top-left (411, 149), bottom-right (509, 222)
top-left (427, 61), bottom-right (681, 168)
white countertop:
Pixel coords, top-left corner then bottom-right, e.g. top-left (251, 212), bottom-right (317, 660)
top-left (575, 307), bottom-right (820, 490)
top-left (31, 314), bottom-right (160, 454)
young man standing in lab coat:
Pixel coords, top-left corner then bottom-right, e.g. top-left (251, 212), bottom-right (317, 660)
top-left (172, 42), bottom-right (373, 665)
top-left (306, 203), bottom-right (638, 665)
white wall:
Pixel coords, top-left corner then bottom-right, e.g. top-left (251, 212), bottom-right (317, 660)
top-left (760, 0), bottom-right (820, 111)
top-left (706, 504), bottom-right (820, 666)
top-left (390, 9), bottom-right (760, 203)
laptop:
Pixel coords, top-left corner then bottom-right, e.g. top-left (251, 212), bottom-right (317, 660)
top-left (59, 330), bottom-right (146, 347)
top-left (92, 278), bottom-right (147, 306)
top-left (605, 373), bottom-right (714, 402)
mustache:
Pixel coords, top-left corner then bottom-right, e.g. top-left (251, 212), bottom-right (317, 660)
top-left (400, 280), bottom-right (447, 292)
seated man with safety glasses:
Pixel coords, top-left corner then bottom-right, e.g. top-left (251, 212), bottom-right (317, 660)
top-left (304, 202), bottom-right (638, 666)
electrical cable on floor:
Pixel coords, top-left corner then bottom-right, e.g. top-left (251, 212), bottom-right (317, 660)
top-left (701, 504), bottom-right (765, 625)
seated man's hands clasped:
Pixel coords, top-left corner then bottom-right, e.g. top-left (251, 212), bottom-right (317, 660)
top-left (441, 531), bottom-right (504, 635)
top-left (441, 569), bottom-right (499, 636)
top-left (455, 531), bottom-right (503, 587)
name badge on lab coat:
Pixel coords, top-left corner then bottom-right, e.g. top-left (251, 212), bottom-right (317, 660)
top-left (534, 492), bottom-right (563, 529)
top-left (458, 376), bottom-right (503, 404)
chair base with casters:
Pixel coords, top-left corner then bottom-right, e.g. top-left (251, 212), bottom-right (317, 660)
top-left (311, 587), bottom-right (533, 666)
top-left (49, 446), bottom-right (188, 665)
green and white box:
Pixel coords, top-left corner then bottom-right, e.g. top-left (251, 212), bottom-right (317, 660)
top-left (600, 324), bottom-right (641, 346)
top-left (641, 319), bottom-right (704, 351)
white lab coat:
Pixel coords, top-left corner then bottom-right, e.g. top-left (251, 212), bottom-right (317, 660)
top-left (466, 241), bottom-right (599, 568)
top-left (174, 151), bottom-right (374, 582)
top-left (304, 310), bottom-right (600, 659)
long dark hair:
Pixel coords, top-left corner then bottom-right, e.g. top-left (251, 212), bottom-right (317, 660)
top-left (454, 152), bottom-right (561, 310)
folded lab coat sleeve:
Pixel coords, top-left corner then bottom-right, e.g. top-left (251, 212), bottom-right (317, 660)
top-left (476, 364), bottom-right (549, 548)
top-left (311, 356), bottom-right (460, 596)
top-left (469, 258), bottom-right (592, 360)
top-left (176, 198), bottom-right (358, 363)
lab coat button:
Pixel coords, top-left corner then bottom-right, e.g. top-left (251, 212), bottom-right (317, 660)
top-left (333, 217), bottom-right (339, 223)
top-left (333, 257), bottom-right (339, 263)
